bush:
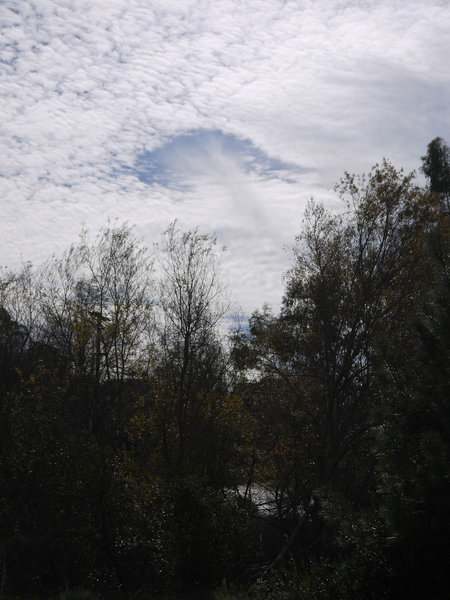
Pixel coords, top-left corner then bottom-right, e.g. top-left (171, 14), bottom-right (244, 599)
top-left (58, 588), bottom-right (98, 600)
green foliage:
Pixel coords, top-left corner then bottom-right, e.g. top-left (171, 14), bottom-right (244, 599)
top-left (0, 222), bottom-right (250, 598)
top-left (373, 214), bottom-right (450, 598)
top-left (213, 581), bottom-right (248, 600)
top-left (155, 477), bottom-right (256, 593)
top-left (234, 160), bottom-right (434, 514)
top-left (421, 136), bottom-right (450, 208)
top-left (58, 588), bottom-right (98, 600)
top-left (231, 152), bottom-right (448, 598)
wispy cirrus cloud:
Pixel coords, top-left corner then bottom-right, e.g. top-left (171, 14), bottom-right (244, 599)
top-left (1, 0), bottom-right (449, 313)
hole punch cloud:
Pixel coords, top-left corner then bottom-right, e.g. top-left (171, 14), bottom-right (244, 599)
top-left (122, 129), bottom-right (305, 188)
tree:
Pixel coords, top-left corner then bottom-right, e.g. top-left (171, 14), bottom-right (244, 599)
top-left (0, 221), bottom-right (256, 596)
top-left (421, 136), bottom-right (450, 210)
top-left (124, 222), bottom-right (255, 593)
top-left (0, 224), bottom-right (157, 595)
top-left (40, 223), bottom-right (154, 385)
top-left (149, 221), bottom-right (230, 483)
top-left (240, 162), bottom-right (433, 498)
top-left (231, 161), bottom-right (442, 585)
top-left (374, 212), bottom-right (450, 598)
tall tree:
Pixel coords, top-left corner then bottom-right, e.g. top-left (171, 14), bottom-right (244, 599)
top-left (40, 223), bottom-right (154, 385)
top-left (132, 222), bottom-right (252, 593)
top-left (151, 221), bottom-right (230, 483)
top-left (421, 136), bottom-right (450, 210)
top-left (231, 161), bottom-right (447, 597)
top-left (374, 212), bottom-right (450, 598)
top-left (234, 161), bottom-right (439, 545)
top-left (0, 224), bottom-right (157, 595)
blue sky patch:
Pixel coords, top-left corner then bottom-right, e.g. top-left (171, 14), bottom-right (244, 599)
top-left (121, 129), bottom-right (304, 187)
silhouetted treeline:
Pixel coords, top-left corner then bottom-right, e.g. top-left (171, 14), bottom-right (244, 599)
top-left (0, 141), bottom-right (449, 599)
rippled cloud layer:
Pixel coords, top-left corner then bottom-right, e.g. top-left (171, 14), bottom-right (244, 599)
top-left (1, 0), bottom-right (449, 313)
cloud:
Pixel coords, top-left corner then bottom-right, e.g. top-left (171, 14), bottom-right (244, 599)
top-left (1, 0), bottom-right (449, 316)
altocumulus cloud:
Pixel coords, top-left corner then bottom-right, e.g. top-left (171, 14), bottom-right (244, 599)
top-left (1, 0), bottom-right (449, 314)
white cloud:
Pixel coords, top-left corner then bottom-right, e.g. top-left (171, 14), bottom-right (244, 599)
top-left (1, 0), bottom-right (449, 316)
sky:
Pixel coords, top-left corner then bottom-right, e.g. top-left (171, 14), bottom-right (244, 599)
top-left (1, 0), bottom-right (450, 318)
